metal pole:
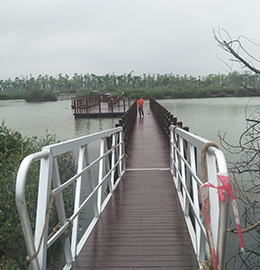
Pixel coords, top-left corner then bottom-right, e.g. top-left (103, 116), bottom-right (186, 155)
top-left (217, 192), bottom-right (230, 270)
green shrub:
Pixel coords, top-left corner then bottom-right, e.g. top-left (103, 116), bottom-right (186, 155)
top-left (0, 121), bottom-right (76, 269)
top-left (77, 88), bottom-right (98, 97)
top-left (0, 93), bottom-right (8, 100)
top-left (25, 89), bottom-right (57, 102)
top-left (0, 91), bottom-right (27, 100)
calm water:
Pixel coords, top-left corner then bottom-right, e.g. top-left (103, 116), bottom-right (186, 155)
top-left (1, 97), bottom-right (259, 145)
top-left (0, 99), bottom-right (120, 141)
top-left (1, 97), bottom-right (259, 268)
top-left (158, 97), bottom-right (260, 145)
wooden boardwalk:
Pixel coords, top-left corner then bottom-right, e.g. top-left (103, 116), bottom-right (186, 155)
top-left (71, 106), bottom-right (198, 269)
top-left (74, 100), bottom-right (130, 118)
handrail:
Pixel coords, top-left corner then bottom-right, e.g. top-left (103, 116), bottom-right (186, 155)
top-left (149, 97), bottom-right (231, 269)
top-left (16, 150), bottom-right (50, 270)
top-left (149, 97), bottom-right (189, 144)
top-left (16, 127), bottom-right (125, 270)
top-left (170, 125), bottom-right (229, 270)
top-left (116, 99), bottom-right (137, 153)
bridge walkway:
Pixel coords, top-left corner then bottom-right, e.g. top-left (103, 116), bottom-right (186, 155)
top-left (71, 106), bottom-right (198, 269)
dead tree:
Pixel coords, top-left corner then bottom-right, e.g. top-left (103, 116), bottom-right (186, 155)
top-left (214, 28), bottom-right (260, 269)
top-left (214, 28), bottom-right (260, 95)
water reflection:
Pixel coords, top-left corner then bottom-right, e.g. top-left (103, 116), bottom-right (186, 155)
top-left (73, 118), bottom-right (92, 137)
top-left (73, 117), bottom-right (121, 139)
top-left (138, 117), bottom-right (144, 125)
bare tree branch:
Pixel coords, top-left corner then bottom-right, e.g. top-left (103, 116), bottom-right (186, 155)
top-left (223, 40), bottom-right (260, 74)
top-left (213, 28), bottom-right (260, 74)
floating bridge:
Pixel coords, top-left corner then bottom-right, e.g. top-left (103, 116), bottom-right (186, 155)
top-left (16, 98), bottom-right (235, 270)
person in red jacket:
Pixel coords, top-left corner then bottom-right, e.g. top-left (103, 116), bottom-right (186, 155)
top-left (137, 97), bottom-right (144, 118)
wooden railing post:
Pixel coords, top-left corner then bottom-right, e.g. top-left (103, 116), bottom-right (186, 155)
top-left (177, 121), bottom-right (183, 128)
top-left (86, 98), bottom-right (89, 114)
top-left (149, 97), bottom-right (189, 145)
top-left (111, 100), bottom-right (114, 114)
top-left (115, 99), bottom-right (137, 154)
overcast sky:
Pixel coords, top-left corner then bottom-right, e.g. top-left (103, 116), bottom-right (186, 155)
top-left (1, 0), bottom-right (260, 80)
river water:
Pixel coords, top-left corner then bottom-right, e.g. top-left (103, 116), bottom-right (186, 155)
top-left (1, 97), bottom-right (259, 145)
top-left (0, 99), bottom-right (120, 141)
top-left (1, 97), bottom-right (259, 268)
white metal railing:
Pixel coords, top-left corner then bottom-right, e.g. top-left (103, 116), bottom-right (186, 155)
top-left (15, 127), bottom-right (125, 270)
top-left (170, 125), bottom-right (230, 270)
top-left (16, 123), bottom-right (236, 270)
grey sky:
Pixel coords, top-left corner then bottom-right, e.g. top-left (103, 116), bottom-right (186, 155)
top-left (1, 0), bottom-right (260, 80)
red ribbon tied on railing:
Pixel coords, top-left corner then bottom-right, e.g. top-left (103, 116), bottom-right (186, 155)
top-left (200, 172), bottom-right (245, 270)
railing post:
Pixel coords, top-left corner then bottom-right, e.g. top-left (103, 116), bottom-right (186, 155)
top-left (86, 98), bottom-right (89, 114)
top-left (217, 193), bottom-right (230, 270)
top-left (170, 125), bottom-right (174, 174)
top-left (97, 138), bottom-right (106, 215)
top-left (119, 128), bottom-right (125, 174)
top-left (177, 121), bottom-right (183, 128)
top-left (206, 152), bottom-right (219, 250)
top-left (16, 152), bottom-right (50, 270)
top-left (52, 158), bottom-right (73, 264)
top-left (34, 154), bottom-right (54, 270)
top-left (176, 134), bottom-right (181, 192)
top-left (74, 100), bottom-right (77, 115)
top-left (111, 99), bottom-right (114, 114)
top-left (85, 144), bottom-right (98, 217)
top-left (71, 145), bottom-right (86, 259)
top-left (189, 143), bottom-right (206, 261)
top-left (115, 100), bottom-right (137, 155)
top-left (110, 134), bottom-right (116, 190)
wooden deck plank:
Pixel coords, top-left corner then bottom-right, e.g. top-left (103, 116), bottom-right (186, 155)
top-left (71, 106), bottom-right (198, 269)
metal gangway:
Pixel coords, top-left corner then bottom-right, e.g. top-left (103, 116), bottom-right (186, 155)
top-left (15, 99), bottom-right (239, 270)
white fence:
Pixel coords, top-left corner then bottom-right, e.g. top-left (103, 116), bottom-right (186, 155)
top-left (170, 125), bottom-right (230, 270)
top-left (16, 127), bottom-right (125, 270)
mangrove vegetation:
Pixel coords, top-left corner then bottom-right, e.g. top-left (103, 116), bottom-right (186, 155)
top-left (1, 71), bottom-right (260, 100)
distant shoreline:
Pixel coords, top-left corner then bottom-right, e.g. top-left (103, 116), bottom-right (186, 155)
top-left (57, 93), bottom-right (77, 99)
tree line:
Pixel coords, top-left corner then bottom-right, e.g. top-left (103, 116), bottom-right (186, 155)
top-left (1, 71), bottom-right (260, 93)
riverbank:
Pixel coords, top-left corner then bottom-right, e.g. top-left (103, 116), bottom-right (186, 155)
top-left (57, 93), bottom-right (77, 99)
top-left (0, 91), bottom-right (77, 101)
top-left (0, 86), bottom-right (259, 101)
